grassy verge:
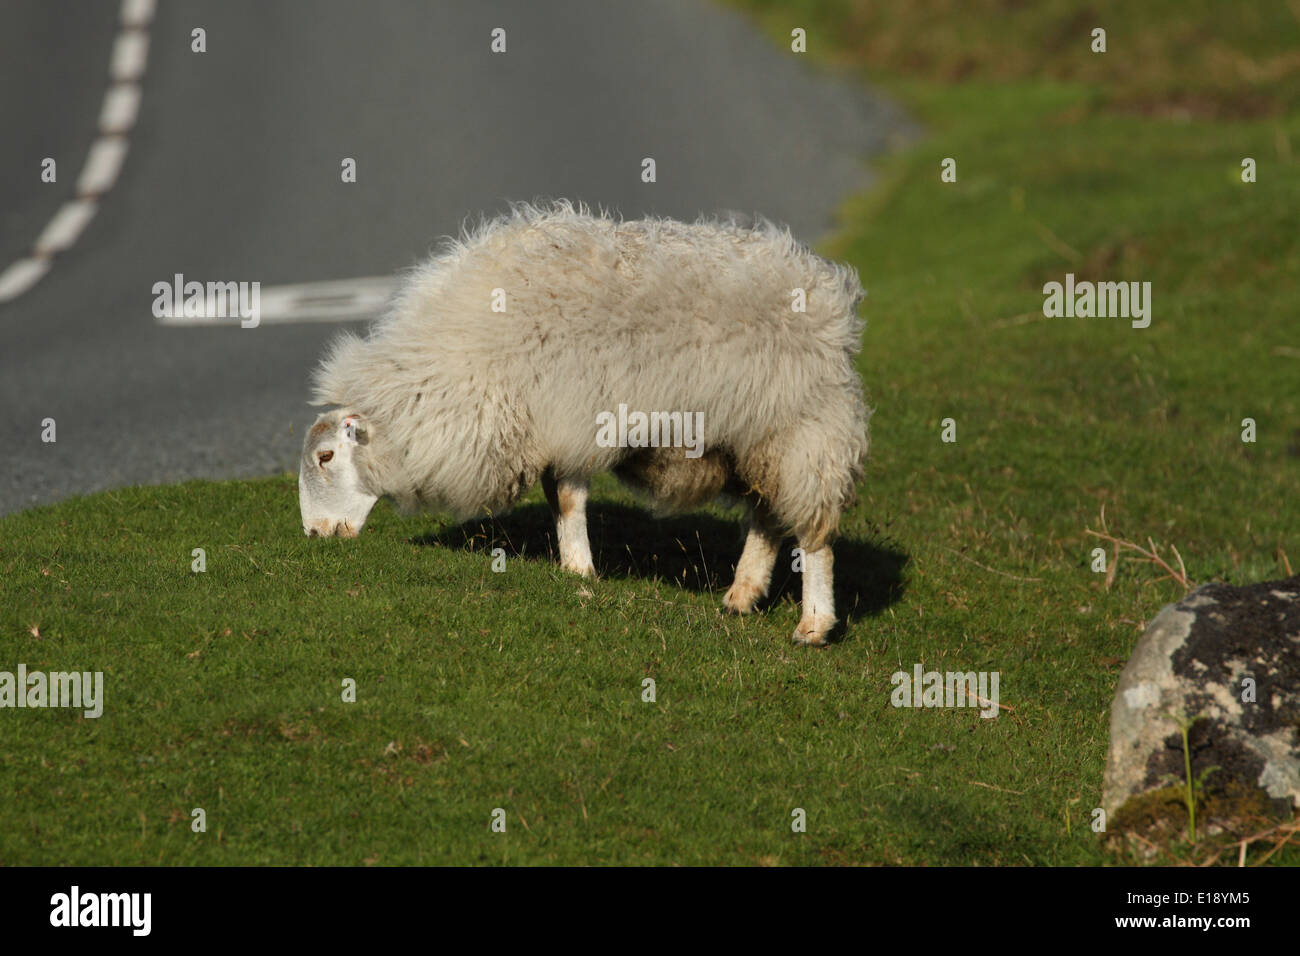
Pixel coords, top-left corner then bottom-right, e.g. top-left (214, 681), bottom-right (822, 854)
top-left (3, 1), bottom-right (1298, 865)
top-left (733, 0), bottom-right (1300, 861)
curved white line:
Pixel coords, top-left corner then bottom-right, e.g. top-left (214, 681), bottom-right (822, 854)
top-left (0, 0), bottom-right (155, 305)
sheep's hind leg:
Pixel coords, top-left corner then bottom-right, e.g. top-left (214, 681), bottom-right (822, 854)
top-left (792, 543), bottom-right (836, 646)
top-left (723, 506), bottom-right (781, 614)
top-left (542, 469), bottom-right (595, 577)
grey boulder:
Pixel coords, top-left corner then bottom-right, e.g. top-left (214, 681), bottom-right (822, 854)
top-left (1103, 574), bottom-right (1300, 820)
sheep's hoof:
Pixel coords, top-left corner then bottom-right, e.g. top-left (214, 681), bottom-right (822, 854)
top-left (722, 581), bottom-right (763, 615)
top-left (560, 560), bottom-right (596, 578)
top-left (791, 615), bottom-right (836, 647)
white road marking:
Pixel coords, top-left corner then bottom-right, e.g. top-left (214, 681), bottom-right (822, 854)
top-left (0, 258), bottom-right (53, 302)
top-left (76, 137), bottom-right (130, 195)
top-left (109, 31), bottom-right (149, 81)
top-left (155, 277), bottom-right (399, 326)
top-left (120, 0), bottom-right (157, 28)
top-left (0, 0), bottom-right (152, 305)
top-left (99, 84), bottom-right (142, 133)
top-left (34, 200), bottom-right (99, 255)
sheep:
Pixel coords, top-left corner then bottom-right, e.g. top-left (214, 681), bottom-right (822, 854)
top-left (299, 202), bottom-right (870, 646)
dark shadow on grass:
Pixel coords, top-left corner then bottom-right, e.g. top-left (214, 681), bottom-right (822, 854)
top-left (411, 501), bottom-right (908, 638)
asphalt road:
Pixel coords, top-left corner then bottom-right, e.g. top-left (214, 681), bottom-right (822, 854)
top-left (0, 0), bottom-right (911, 516)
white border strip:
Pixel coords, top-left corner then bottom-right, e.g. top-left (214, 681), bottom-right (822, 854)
top-left (0, 0), bottom-right (154, 305)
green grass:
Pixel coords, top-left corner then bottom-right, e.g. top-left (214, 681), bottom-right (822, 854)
top-left (4, 1), bottom-right (1299, 865)
top-left (2, 476), bottom-right (1028, 866)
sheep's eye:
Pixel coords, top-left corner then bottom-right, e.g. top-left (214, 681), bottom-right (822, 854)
top-left (317, 450), bottom-right (334, 465)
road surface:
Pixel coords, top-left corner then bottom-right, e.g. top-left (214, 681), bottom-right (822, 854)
top-left (0, 0), bottom-right (912, 515)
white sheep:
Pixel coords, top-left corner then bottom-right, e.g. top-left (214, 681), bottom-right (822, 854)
top-left (300, 203), bottom-right (870, 645)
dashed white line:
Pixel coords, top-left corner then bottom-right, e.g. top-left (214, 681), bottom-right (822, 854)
top-left (109, 30), bottom-right (150, 82)
top-left (98, 84), bottom-right (142, 133)
top-left (0, 0), bottom-right (154, 306)
top-left (0, 259), bottom-right (53, 302)
top-left (76, 136), bottom-right (130, 195)
top-left (35, 200), bottom-right (99, 255)
top-left (120, 0), bottom-right (157, 29)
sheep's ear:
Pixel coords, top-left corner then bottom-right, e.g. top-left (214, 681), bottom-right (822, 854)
top-left (342, 414), bottom-right (369, 445)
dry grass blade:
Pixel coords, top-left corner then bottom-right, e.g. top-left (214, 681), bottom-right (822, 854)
top-left (940, 546), bottom-right (1042, 583)
top-left (1084, 513), bottom-right (1194, 593)
top-left (1241, 820), bottom-right (1300, 867)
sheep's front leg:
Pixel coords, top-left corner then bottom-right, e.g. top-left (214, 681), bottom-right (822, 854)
top-left (723, 508), bottom-right (781, 614)
top-left (541, 470), bottom-right (595, 577)
top-left (792, 544), bottom-right (836, 646)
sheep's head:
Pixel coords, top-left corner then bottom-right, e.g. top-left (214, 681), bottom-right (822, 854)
top-left (299, 410), bottom-right (379, 538)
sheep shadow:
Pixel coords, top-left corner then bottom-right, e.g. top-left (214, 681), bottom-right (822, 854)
top-left (410, 501), bottom-right (908, 637)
